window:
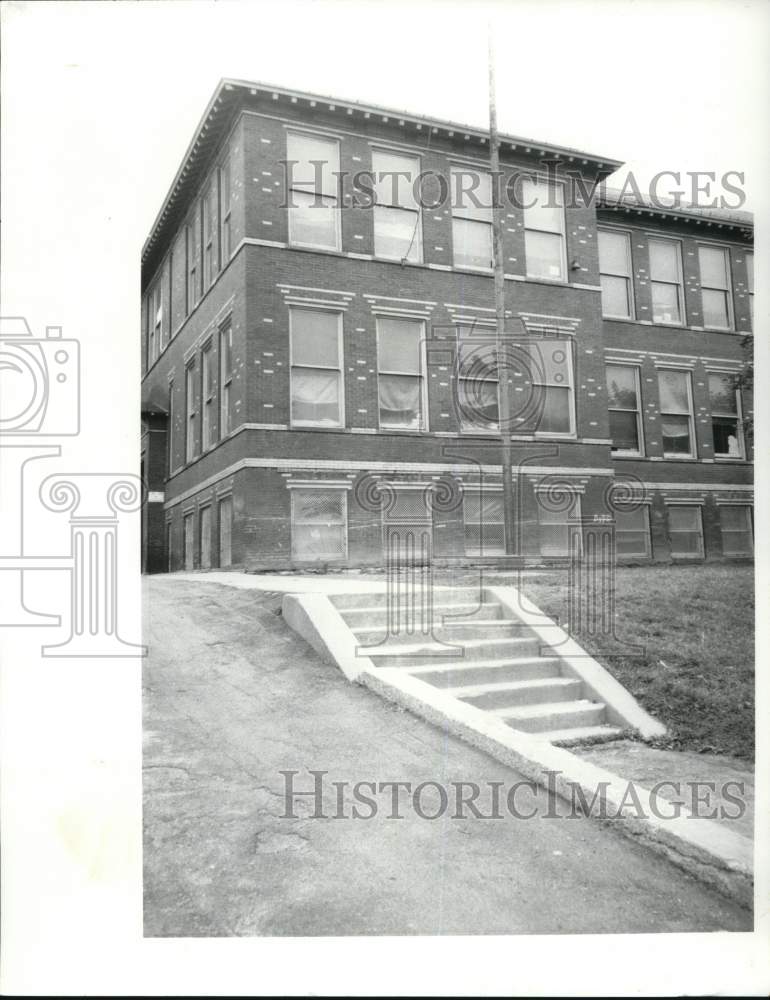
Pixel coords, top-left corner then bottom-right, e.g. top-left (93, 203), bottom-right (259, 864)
top-left (657, 369), bottom-right (694, 457)
top-left (185, 362), bottom-right (197, 463)
top-left (708, 373), bottom-right (743, 458)
top-left (290, 308), bottom-right (343, 426)
top-left (167, 381), bottom-right (175, 471)
top-left (183, 512), bottom-right (195, 571)
top-left (286, 131), bottom-right (340, 250)
top-left (614, 505), bottom-right (651, 558)
top-left (291, 489), bottom-right (347, 561)
top-left (219, 158), bottom-right (232, 264)
top-left (667, 505), bottom-right (704, 557)
top-left (187, 213), bottom-right (199, 312)
top-left (537, 494), bottom-right (581, 557)
top-left (450, 166), bottom-right (492, 270)
top-left (699, 245), bottom-right (732, 330)
top-left (372, 149), bottom-right (421, 262)
top-left (219, 322), bottom-right (233, 437)
top-left (200, 506), bottom-right (212, 570)
top-left (599, 229), bottom-right (633, 318)
top-left (202, 187), bottom-right (216, 290)
top-left (201, 344), bottom-right (215, 450)
top-left (720, 505), bottom-right (753, 556)
top-left (149, 283), bottom-right (162, 363)
top-left (745, 251), bottom-right (754, 326)
top-left (463, 492), bottom-right (505, 555)
top-left (649, 238), bottom-right (684, 324)
top-left (166, 520), bottom-right (173, 572)
top-left (377, 317), bottom-right (426, 430)
top-left (456, 325), bottom-right (498, 431)
top-left (606, 364), bottom-right (643, 455)
top-left (525, 340), bottom-right (574, 436)
top-left (219, 496), bottom-right (233, 567)
top-left (522, 177), bottom-right (566, 281)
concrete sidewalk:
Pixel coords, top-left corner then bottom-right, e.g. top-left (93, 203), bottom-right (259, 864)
top-left (143, 577), bottom-right (750, 935)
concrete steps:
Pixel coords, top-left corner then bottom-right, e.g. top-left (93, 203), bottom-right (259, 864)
top-left (285, 584), bottom-right (665, 748)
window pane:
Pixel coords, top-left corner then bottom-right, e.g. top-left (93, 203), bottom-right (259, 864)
top-left (200, 507), bottom-right (212, 570)
top-left (451, 168), bottom-right (493, 222)
top-left (219, 498), bottom-right (232, 568)
top-left (521, 178), bottom-right (564, 233)
top-left (702, 288), bottom-right (730, 328)
top-left (649, 239), bottom-right (680, 282)
top-left (708, 374), bottom-right (737, 413)
top-left (601, 274), bottom-right (631, 317)
top-left (452, 217), bottom-right (492, 269)
top-left (291, 368), bottom-right (341, 424)
top-left (293, 491), bottom-right (343, 523)
top-left (457, 326), bottom-right (496, 375)
top-left (669, 506), bottom-right (699, 531)
top-left (458, 378), bottom-right (499, 429)
top-left (746, 252), bottom-right (754, 293)
top-left (379, 374), bottom-right (422, 428)
top-left (377, 317), bottom-right (423, 373)
top-left (538, 521), bottom-right (571, 558)
top-left (606, 365), bottom-right (638, 408)
top-left (662, 415), bottom-right (692, 454)
top-left (291, 309), bottom-right (340, 366)
top-left (464, 522), bottom-right (505, 555)
top-left (525, 340), bottom-right (571, 384)
top-left (536, 385), bottom-right (571, 433)
top-left (525, 229), bottom-right (564, 280)
top-left (712, 417), bottom-right (741, 456)
top-left (609, 410), bottom-right (639, 452)
top-left (374, 205), bottom-right (420, 261)
top-left (699, 246), bottom-right (728, 289)
top-left (287, 133), bottom-right (339, 197)
top-left (658, 370), bottom-right (689, 412)
top-left (615, 506), bottom-right (645, 531)
top-left (292, 524), bottom-right (345, 560)
top-left (372, 150), bottom-right (419, 210)
top-left (598, 230), bottom-right (630, 275)
top-left (617, 532), bottom-right (649, 556)
top-left (289, 190), bottom-right (338, 248)
top-left (651, 281), bottom-right (681, 323)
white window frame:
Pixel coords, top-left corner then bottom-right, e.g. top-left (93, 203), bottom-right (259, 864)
top-left (745, 251), bottom-right (754, 327)
top-left (598, 227), bottom-right (634, 319)
top-left (718, 503), bottom-right (753, 556)
top-left (708, 371), bottom-right (745, 460)
top-left (606, 363), bottom-right (644, 457)
top-left (286, 130), bottom-right (341, 252)
top-left (201, 342), bottom-right (215, 451)
top-left (522, 176), bottom-right (567, 283)
top-left (649, 237), bottom-right (685, 326)
top-left (290, 488), bottom-right (348, 562)
top-left (219, 156), bottom-right (232, 266)
top-left (289, 307), bottom-right (344, 429)
top-left (372, 147), bottom-right (422, 263)
top-left (376, 316), bottom-right (429, 432)
top-left (462, 488), bottom-right (506, 556)
top-left (450, 164), bottom-right (493, 272)
top-left (219, 321), bottom-right (233, 438)
top-left (698, 243), bottom-right (733, 331)
top-left (666, 503), bottom-right (704, 559)
top-left (528, 340), bottom-right (576, 439)
top-left (185, 361), bottom-right (197, 463)
top-left (657, 367), bottom-right (696, 459)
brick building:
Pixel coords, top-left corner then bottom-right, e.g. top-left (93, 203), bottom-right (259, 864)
top-left (140, 79), bottom-right (754, 573)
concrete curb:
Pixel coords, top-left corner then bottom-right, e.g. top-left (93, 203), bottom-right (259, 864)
top-left (360, 665), bottom-right (753, 908)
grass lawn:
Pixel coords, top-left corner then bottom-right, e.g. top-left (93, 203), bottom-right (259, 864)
top-left (513, 564), bottom-right (755, 760)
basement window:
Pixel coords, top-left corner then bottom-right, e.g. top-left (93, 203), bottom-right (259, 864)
top-left (667, 505), bottom-right (704, 558)
top-left (536, 493), bottom-right (581, 558)
top-left (463, 492), bottom-right (505, 556)
top-left (291, 490), bottom-right (347, 561)
top-left (614, 505), bottom-right (651, 558)
top-left (719, 505), bottom-right (753, 556)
